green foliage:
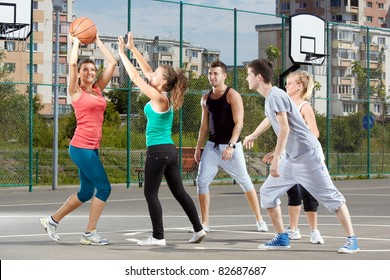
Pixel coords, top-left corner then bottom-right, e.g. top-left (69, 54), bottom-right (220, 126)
top-left (331, 112), bottom-right (365, 153)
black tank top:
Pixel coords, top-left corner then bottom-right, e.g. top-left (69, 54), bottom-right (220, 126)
top-left (206, 86), bottom-right (239, 144)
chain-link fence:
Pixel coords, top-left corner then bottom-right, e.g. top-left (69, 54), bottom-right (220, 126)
top-left (1, 0), bottom-right (390, 190)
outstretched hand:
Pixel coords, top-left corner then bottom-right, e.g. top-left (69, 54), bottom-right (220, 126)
top-left (117, 35), bottom-right (126, 54)
top-left (243, 135), bottom-right (256, 149)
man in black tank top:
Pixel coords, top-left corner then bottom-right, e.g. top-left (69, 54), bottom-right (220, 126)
top-left (193, 60), bottom-right (268, 233)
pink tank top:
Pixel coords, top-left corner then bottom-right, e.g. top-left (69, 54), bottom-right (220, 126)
top-left (70, 87), bottom-right (106, 149)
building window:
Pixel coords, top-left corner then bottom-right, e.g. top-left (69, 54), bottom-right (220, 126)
top-left (337, 30), bottom-right (353, 41)
top-left (26, 64), bottom-right (38, 73)
top-left (3, 63), bottom-right (16, 73)
top-left (281, 2), bottom-right (290, 10)
top-left (378, 3), bottom-right (384, 9)
top-left (26, 43), bottom-right (38, 52)
top-left (313, 1), bottom-right (321, 8)
top-left (95, 59), bottom-right (104, 67)
top-left (31, 85), bottom-right (37, 94)
top-left (59, 104), bottom-right (72, 114)
top-left (111, 76), bottom-right (120, 85)
top-left (190, 65), bottom-right (198, 71)
top-left (191, 51), bottom-right (199, 58)
top-left (59, 86), bottom-right (67, 97)
top-left (374, 104), bottom-right (380, 114)
top-left (343, 103), bottom-right (356, 113)
top-left (160, 60), bottom-right (173, 66)
top-left (298, 2), bottom-right (307, 9)
top-left (330, 0), bottom-right (341, 7)
top-left (338, 49), bottom-right (355, 60)
top-left (5, 41), bottom-right (15, 51)
top-left (378, 37), bottom-right (386, 45)
top-left (32, 1), bottom-right (38, 9)
top-left (378, 17), bottom-right (384, 24)
top-left (111, 43), bottom-right (118, 51)
top-left (32, 22), bottom-right (38, 31)
top-left (366, 16), bottom-right (373, 22)
top-left (366, 2), bottom-right (373, 8)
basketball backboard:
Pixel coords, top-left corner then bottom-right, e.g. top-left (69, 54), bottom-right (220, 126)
top-left (0, 0), bottom-right (32, 40)
top-left (289, 13), bottom-right (326, 66)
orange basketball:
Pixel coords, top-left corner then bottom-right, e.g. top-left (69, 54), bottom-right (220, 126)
top-left (69, 17), bottom-right (97, 44)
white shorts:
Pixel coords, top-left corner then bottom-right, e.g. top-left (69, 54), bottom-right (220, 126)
top-left (196, 141), bottom-right (254, 194)
top-left (260, 146), bottom-right (345, 213)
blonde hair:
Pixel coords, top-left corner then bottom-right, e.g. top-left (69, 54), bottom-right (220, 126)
top-left (287, 70), bottom-right (314, 100)
top-left (160, 64), bottom-right (188, 110)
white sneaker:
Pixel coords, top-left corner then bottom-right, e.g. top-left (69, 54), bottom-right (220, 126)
top-left (189, 224), bottom-right (210, 233)
top-left (286, 227), bottom-right (301, 240)
top-left (137, 236), bottom-right (166, 246)
top-left (310, 229), bottom-right (324, 244)
top-left (189, 229), bottom-right (206, 243)
top-left (80, 230), bottom-right (109, 245)
top-left (40, 217), bottom-right (59, 242)
top-left (256, 220), bottom-right (269, 232)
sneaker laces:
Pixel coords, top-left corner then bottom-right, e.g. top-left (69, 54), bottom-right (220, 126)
top-left (343, 238), bottom-right (353, 248)
top-left (267, 234), bottom-right (280, 245)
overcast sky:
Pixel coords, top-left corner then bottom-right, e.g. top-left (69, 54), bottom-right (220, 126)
top-left (73, 0), bottom-right (278, 64)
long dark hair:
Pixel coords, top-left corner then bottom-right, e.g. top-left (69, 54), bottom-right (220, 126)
top-left (160, 64), bottom-right (188, 110)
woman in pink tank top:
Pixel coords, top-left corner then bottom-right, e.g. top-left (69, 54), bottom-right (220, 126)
top-left (40, 32), bottom-right (117, 245)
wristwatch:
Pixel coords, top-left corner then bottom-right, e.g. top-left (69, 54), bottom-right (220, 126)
top-left (227, 142), bottom-right (236, 149)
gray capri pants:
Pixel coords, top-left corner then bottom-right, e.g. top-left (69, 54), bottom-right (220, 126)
top-left (196, 141), bottom-right (255, 194)
top-left (260, 146), bottom-right (346, 213)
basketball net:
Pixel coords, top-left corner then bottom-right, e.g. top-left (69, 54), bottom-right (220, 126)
top-left (0, 23), bottom-right (28, 52)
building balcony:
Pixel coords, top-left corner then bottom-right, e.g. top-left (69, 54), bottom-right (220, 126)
top-left (332, 40), bottom-right (354, 49)
top-left (360, 43), bottom-right (379, 52)
top-left (332, 58), bottom-right (353, 67)
top-left (333, 76), bottom-right (354, 85)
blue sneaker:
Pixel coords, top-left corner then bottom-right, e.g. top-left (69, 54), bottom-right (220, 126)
top-left (338, 236), bottom-right (359, 254)
top-left (257, 233), bottom-right (290, 249)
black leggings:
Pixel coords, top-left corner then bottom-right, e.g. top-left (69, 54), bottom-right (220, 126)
top-left (287, 184), bottom-right (319, 212)
top-left (143, 144), bottom-right (202, 239)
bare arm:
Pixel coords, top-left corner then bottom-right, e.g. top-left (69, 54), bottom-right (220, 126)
top-left (67, 34), bottom-right (81, 100)
top-left (243, 117), bottom-right (271, 149)
top-left (93, 34), bottom-right (117, 91)
top-left (270, 112), bottom-right (290, 177)
top-left (117, 35), bottom-right (166, 110)
top-left (124, 32), bottom-right (153, 79)
top-left (222, 89), bottom-right (243, 160)
top-left (194, 94), bottom-right (209, 163)
top-left (301, 103), bottom-right (319, 138)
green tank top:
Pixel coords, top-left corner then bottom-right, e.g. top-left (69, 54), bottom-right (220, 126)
top-left (144, 101), bottom-right (174, 147)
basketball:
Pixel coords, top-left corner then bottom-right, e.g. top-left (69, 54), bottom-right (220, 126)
top-left (69, 17), bottom-right (97, 44)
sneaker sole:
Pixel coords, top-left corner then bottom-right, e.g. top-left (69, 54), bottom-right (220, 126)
top-left (258, 245), bottom-right (291, 250)
top-left (80, 239), bottom-right (108, 246)
top-left (40, 218), bottom-right (59, 242)
top-left (137, 242), bottom-right (166, 247)
top-left (338, 248), bottom-right (359, 254)
top-left (289, 236), bottom-right (301, 240)
top-left (311, 240), bottom-right (325, 244)
top-left (189, 233), bottom-right (206, 243)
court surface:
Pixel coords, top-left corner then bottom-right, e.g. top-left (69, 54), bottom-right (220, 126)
top-left (1, 178), bottom-right (390, 261)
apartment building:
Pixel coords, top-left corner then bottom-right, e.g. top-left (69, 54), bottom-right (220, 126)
top-left (257, 0), bottom-right (390, 118)
top-left (1, 0), bottom-right (219, 117)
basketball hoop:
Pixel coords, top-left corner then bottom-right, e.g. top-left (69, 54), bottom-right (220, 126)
top-left (304, 52), bottom-right (327, 62)
top-left (0, 22), bottom-right (28, 52)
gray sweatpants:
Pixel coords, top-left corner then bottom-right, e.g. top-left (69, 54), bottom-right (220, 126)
top-left (196, 141), bottom-right (254, 194)
top-left (260, 146), bottom-right (345, 213)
